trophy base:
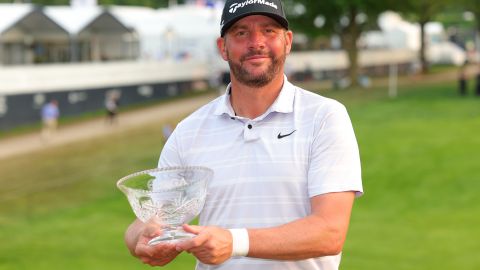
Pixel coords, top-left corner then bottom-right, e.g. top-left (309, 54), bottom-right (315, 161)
top-left (148, 229), bottom-right (195, 245)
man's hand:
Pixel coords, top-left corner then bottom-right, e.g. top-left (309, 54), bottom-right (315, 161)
top-left (126, 220), bottom-right (181, 266)
top-left (175, 224), bottom-right (233, 265)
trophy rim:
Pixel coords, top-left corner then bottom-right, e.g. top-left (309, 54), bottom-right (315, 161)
top-left (116, 166), bottom-right (213, 193)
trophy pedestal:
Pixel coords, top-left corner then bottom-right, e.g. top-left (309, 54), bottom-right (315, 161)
top-left (148, 228), bottom-right (195, 245)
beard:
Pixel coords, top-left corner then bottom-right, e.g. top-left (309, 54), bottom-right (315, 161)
top-left (227, 47), bottom-right (286, 88)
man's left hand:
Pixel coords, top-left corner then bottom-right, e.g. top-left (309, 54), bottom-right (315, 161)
top-left (175, 224), bottom-right (233, 265)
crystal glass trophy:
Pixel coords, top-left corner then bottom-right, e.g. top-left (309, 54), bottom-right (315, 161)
top-left (117, 166), bottom-right (213, 245)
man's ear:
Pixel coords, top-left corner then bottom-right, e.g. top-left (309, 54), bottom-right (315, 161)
top-left (285, 30), bottom-right (293, 55)
top-left (217, 37), bottom-right (228, 61)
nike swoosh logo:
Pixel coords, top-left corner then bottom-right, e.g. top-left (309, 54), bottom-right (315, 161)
top-left (277, 130), bottom-right (296, 139)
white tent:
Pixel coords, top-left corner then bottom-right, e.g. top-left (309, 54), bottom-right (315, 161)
top-left (45, 6), bottom-right (136, 61)
top-left (111, 4), bottom-right (222, 62)
top-left (0, 4), bottom-right (33, 35)
top-left (70, 0), bottom-right (98, 8)
top-left (44, 6), bottom-right (104, 35)
top-left (1, 3), bottom-right (224, 64)
top-left (110, 6), bottom-right (168, 60)
top-left (362, 11), bottom-right (466, 66)
top-left (0, 3), bottom-right (69, 65)
top-left (157, 5), bottom-right (222, 61)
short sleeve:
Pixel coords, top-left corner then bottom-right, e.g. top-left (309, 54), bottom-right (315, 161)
top-left (307, 102), bottom-right (363, 197)
top-left (158, 128), bottom-right (184, 168)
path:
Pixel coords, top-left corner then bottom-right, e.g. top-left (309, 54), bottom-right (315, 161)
top-left (0, 93), bottom-right (216, 160)
top-left (1, 65), bottom-right (478, 160)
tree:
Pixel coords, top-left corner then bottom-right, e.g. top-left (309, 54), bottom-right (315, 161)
top-left (285, 0), bottom-right (398, 86)
top-left (463, 0), bottom-right (480, 55)
top-left (400, 0), bottom-right (449, 73)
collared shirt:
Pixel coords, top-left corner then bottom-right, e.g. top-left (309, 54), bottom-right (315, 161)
top-left (159, 76), bottom-right (363, 270)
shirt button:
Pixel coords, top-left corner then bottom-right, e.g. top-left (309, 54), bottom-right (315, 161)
top-left (247, 124), bottom-right (252, 129)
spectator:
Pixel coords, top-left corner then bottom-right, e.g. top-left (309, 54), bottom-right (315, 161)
top-left (105, 94), bottom-right (119, 125)
top-left (41, 99), bottom-right (59, 141)
top-left (162, 123), bottom-right (173, 142)
top-left (476, 65), bottom-right (480, 96)
top-left (458, 63), bottom-right (468, 96)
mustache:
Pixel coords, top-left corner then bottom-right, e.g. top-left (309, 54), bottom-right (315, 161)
top-left (240, 50), bottom-right (273, 61)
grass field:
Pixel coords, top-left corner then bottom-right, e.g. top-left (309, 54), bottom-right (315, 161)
top-left (1, 77), bottom-right (479, 270)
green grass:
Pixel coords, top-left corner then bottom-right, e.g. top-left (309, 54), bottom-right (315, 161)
top-left (1, 78), bottom-right (479, 269)
top-left (338, 82), bottom-right (480, 269)
top-left (0, 120), bottom-right (197, 270)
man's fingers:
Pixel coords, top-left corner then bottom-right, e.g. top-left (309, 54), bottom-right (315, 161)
top-left (136, 241), bottom-right (176, 257)
top-left (140, 256), bottom-right (172, 267)
top-left (135, 243), bottom-right (154, 257)
top-left (176, 229), bottom-right (208, 252)
top-left (175, 224), bottom-right (205, 251)
top-left (182, 224), bottom-right (202, 234)
top-left (143, 222), bottom-right (163, 238)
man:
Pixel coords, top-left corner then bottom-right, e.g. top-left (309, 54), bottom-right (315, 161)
top-left (105, 94), bottom-right (119, 125)
top-left (476, 64), bottom-right (480, 96)
top-left (41, 99), bottom-right (60, 140)
top-left (124, 0), bottom-right (363, 269)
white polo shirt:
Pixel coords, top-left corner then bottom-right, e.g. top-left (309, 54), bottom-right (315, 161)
top-left (159, 76), bottom-right (363, 270)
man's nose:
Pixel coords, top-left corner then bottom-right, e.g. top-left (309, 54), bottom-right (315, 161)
top-left (248, 30), bottom-right (266, 50)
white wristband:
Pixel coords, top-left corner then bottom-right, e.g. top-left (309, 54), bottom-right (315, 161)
top-left (228, 228), bottom-right (249, 257)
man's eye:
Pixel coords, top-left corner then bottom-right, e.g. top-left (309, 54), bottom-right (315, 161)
top-left (267, 28), bottom-right (279, 33)
top-left (236, 31), bottom-right (247, 36)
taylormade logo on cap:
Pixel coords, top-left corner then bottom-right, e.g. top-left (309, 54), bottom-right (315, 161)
top-left (229, 0), bottom-right (278, 14)
top-left (220, 0), bottom-right (288, 36)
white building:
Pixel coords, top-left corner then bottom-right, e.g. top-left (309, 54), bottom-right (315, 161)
top-left (362, 11), bottom-right (466, 66)
top-left (45, 6), bottom-right (137, 62)
top-left (0, 3), bottom-right (136, 65)
top-left (0, 4), bottom-right (69, 65)
top-left (0, 2), bottom-right (227, 66)
top-left (110, 4), bottom-right (223, 62)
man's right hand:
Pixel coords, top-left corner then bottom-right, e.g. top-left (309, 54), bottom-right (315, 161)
top-left (126, 219), bottom-right (181, 266)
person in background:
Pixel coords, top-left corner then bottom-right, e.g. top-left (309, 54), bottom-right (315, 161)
top-left (458, 63), bottom-right (468, 96)
top-left (162, 123), bottom-right (174, 142)
top-left (123, 1), bottom-right (363, 270)
top-left (105, 94), bottom-right (119, 125)
top-left (475, 64), bottom-right (480, 96)
top-left (41, 99), bottom-right (59, 141)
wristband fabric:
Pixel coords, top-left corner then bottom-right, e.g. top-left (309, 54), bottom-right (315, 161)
top-left (228, 228), bottom-right (249, 257)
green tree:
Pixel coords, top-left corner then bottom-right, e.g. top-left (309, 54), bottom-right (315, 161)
top-left (463, 0), bottom-right (480, 54)
top-left (285, 0), bottom-right (398, 86)
top-left (400, 0), bottom-right (449, 73)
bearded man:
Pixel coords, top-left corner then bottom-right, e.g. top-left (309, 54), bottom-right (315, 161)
top-left (124, 1), bottom-right (363, 269)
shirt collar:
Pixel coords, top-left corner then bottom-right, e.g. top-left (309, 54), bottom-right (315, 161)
top-left (213, 83), bottom-right (236, 116)
top-left (213, 75), bottom-right (295, 118)
top-left (269, 75), bottom-right (295, 114)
